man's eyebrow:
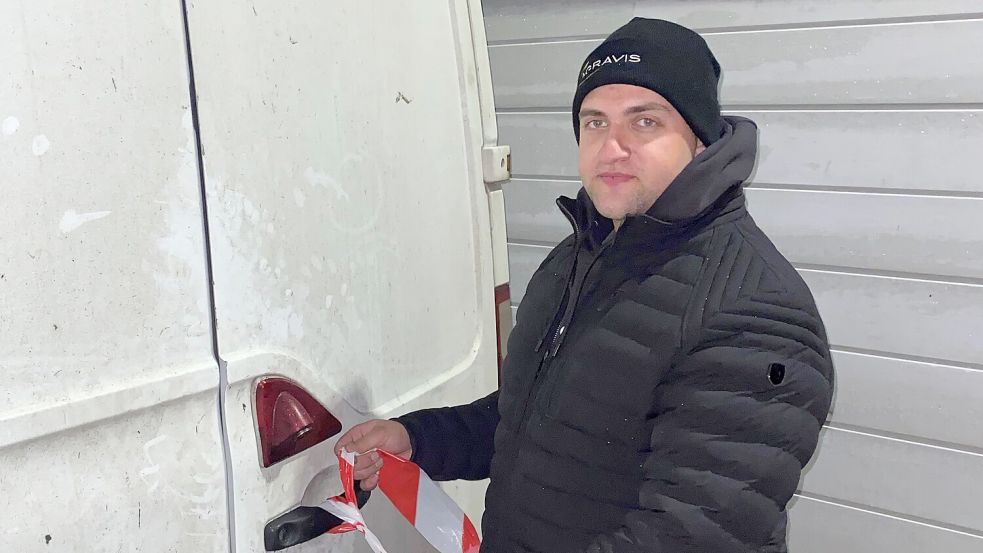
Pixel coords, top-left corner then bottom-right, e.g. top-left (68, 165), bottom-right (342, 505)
top-left (579, 103), bottom-right (672, 119)
top-left (579, 108), bottom-right (606, 118)
top-left (624, 103), bottom-right (671, 115)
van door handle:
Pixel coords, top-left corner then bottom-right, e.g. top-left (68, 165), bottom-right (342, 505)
top-left (263, 483), bottom-right (372, 551)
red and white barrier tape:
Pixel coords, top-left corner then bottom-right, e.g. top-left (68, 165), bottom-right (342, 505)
top-left (321, 449), bottom-right (481, 553)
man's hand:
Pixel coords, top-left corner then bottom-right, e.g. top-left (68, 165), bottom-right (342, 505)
top-left (334, 419), bottom-right (413, 491)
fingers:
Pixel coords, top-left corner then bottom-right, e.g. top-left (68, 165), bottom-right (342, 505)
top-left (333, 422), bottom-right (388, 492)
top-left (334, 430), bottom-right (354, 456)
top-left (353, 425), bottom-right (392, 456)
top-left (352, 451), bottom-right (384, 481)
top-left (334, 421), bottom-right (373, 455)
top-left (359, 473), bottom-right (380, 491)
top-left (333, 420), bottom-right (394, 491)
top-left (335, 421), bottom-right (387, 456)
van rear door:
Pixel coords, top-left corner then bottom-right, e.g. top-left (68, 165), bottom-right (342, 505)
top-left (182, 0), bottom-right (508, 550)
top-left (1, 2), bottom-right (229, 551)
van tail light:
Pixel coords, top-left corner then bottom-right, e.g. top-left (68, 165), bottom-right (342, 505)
top-left (256, 377), bottom-right (342, 467)
top-left (494, 283), bottom-right (512, 386)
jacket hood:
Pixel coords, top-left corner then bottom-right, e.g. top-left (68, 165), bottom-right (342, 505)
top-left (646, 115), bottom-right (757, 223)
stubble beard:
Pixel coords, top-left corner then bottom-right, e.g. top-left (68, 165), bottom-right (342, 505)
top-left (589, 180), bottom-right (654, 223)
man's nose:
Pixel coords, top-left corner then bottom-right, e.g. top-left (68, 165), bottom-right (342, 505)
top-left (597, 126), bottom-right (630, 162)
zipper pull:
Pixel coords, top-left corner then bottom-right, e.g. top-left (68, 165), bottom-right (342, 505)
top-left (549, 325), bottom-right (566, 358)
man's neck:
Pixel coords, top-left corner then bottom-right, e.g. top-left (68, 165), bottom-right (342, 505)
top-left (603, 218), bottom-right (623, 245)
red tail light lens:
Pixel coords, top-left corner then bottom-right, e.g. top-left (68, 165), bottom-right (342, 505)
top-left (256, 377), bottom-right (342, 467)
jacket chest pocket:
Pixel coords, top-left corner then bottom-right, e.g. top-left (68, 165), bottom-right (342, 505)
top-left (544, 334), bottom-right (668, 418)
top-left (541, 300), bottom-right (678, 438)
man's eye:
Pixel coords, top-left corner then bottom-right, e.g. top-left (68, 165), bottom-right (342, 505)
top-left (637, 117), bottom-right (660, 128)
top-left (584, 119), bottom-right (605, 129)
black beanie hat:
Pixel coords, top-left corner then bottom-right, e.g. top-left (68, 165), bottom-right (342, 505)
top-left (572, 18), bottom-right (723, 145)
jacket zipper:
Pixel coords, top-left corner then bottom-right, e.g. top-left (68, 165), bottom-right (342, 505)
top-left (534, 200), bottom-right (583, 355)
top-left (519, 220), bottom-right (613, 438)
top-left (503, 200), bottom-right (613, 493)
top-left (500, 201), bottom-right (583, 491)
top-left (545, 240), bottom-right (609, 359)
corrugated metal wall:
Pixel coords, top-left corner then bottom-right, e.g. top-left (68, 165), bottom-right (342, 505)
top-left (481, 2), bottom-right (983, 551)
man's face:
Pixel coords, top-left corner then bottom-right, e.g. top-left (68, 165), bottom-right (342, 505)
top-left (578, 84), bottom-right (705, 225)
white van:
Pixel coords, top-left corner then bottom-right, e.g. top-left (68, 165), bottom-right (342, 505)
top-left (0, 1), bottom-right (510, 551)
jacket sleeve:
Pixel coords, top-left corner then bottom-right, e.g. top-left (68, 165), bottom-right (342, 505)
top-left (583, 339), bottom-right (833, 553)
top-left (393, 390), bottom-right (500, 481)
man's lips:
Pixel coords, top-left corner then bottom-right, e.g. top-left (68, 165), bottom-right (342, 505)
top-left (598, 172), bottom-right (635, 186)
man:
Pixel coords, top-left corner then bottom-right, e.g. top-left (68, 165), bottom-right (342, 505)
top-left (337, 18), bottom-right (834, 553)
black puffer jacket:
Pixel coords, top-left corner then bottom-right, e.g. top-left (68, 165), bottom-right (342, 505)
top-left (397, 116), bottom-right (834, 553)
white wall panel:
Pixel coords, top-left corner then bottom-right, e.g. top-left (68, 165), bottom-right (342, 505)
top-left (489, 20), bottom-right (983, 108)
top-left (484, 0), bottom-right (983, 42)
top-left (801, 427), bottom-right (983, 533)
top-left (828, 351), bottom-right (983, 450)
top-left (788, 495), bottom-right (983, 553)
